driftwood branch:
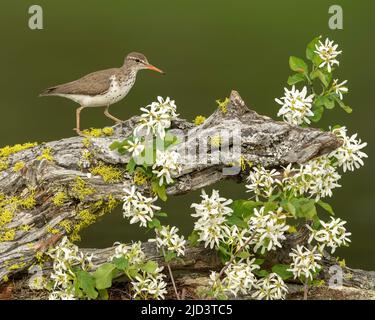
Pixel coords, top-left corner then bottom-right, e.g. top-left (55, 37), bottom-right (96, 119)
top-left (4, 89), bottom-right (369, 300)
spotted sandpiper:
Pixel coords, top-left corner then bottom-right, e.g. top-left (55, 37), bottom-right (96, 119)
top-left (40, 52), bottom-right (164, 135)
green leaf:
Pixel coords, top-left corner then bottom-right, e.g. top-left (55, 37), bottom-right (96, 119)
top-left (151, 180), bottom-right (167, 201)
top-left (74, 269), bottom-right (98, 299)
top-left (315, 95), bottom-right (335, 109)
top-left (188, 230), bottom-right (200, 246)
top-left (282, 201), bottom-right (296, 217)
top-left (226, 214), bottom-right (248, 228)
top-left (142, 260), bottom-right (158, 274)
top-left (112, 256), bottom-right (129, 271)
top-left (263, 201), bottom-right (278, 214)
top-left (109, 141), bottom-right (121, 150)
top-left (93, 263), bottom-right (117, 290)
top-left (291, 198), bottom-right (317, 220)
top-left (147, 218), bottom-right (161, 229)
top-left (231, 200), bottom-right (260, 219)
top-left (310, 69), bottom-right (332, 87)
top-left (310, 104), bottom-right (324, 123)
top-left (306, 36), bottom-right (321, 61)
top-left (237, 251), bottom-right (250, 259)
top-left (254, 269), bottom-right (269, 277)
top-left (164, 251), bottom-right (177, 263)
top-left (334, 97), bottom-right (353, 113)
top-left (254, 258), bottom-right (265, 266)
top-left (271, 264), bottom-right (293, 280)
top-left (126, 158), bottom-right (136, 173)
top-left (155, 211), bottom-right (168, 217)
top-left (317, 200), bottom-right (335, 215)
top-left (287, 73), bottom-right (305, 85)
top-left (98, 289), bottom-right (109, 300)
top-left (289, 56), bottom-right (309, 75)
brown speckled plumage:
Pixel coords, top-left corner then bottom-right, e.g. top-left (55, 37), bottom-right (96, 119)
top-left (39, 52), bottom-right (164, 135)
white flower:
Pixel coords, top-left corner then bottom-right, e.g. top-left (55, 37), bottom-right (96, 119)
top-left (248, 207), bottom-right (289, 254)
top-left (246, 166), bottom-right (280, 200)
top-left (252, 273), bottom-right (288, 300)
top-left (131, 269), bottom-right (167, 300)
top-left (276, 86), bottom-right (315, 125)
top-left (149, 225), bottom-right (186, 257)
top-left (331, 126), bottom-right (368, 172)
top-left (307, 217), bottom-right (351, 254)
top-left (223, 258), bottom-right (259, 297)
top-left (191, 190), bottom-right (233, 249)
top-left (152, 150), bottom-right (181, 186)
top-left (134, 96), bottom-right (178, 139)
top-left (122, 186), bottom-right (161, 227)
top-left (332, 79), bottom-right (348, 100)
top-left (46, 236), bottom-right (95, 299)
top-left (315, 38), bottom-right (342, 73)
top-left (221, 225), bottom-right (251, 252)
top-left (283, 156), bottom-right (341, 200)
top-left (111, 241), bottom-right (146, 265)
top-left (49, 290), bottom-right (76, 300)
top-left (288, 245), bottom-right (322, 281)
top-left (127, 137), bottom-right (145, 158)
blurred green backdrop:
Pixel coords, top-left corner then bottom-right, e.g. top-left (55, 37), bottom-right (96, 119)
top-left (1, 0), bottom-right (374, 269)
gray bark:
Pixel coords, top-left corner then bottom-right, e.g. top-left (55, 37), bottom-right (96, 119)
top-left (0, 90), bottom-right (343, 291)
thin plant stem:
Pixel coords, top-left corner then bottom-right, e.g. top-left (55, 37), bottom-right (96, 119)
top-left (303, 278), bottom-right (309, 300)
top-left (162, 247), bottom-right (180, 300)
top-left (218, 233), bottom-right (256, 279)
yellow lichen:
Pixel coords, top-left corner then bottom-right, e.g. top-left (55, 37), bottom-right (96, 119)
top-left (52, 191), bottom-right (68, 206)
top-left (0, 142), bottom-right (38, 159)
top-left (0, 160), bottom-right (8, 171)
top-left (35, 251), bottom-right (44, 263)
top-left (89, 163), bottom-right (123, 183)
top-left (37, 147), bottom-right (54, 162)
top-left (0, 209), bottom-right (13, 228)
top-left (20, 193), bottom-right (36, 210)
top-left (2, 275), bottom-right (9, 282)
top-left (19, 224), bottom-right (31, 232)
top-left (13, 161), bottom-right (25, 172)
top-left (82, 127), bottom-right (114, 138)
top-left (216, 97), bottom-right (230, 114)
top-left (7, 262), bottom-right (26, 271)
top-left (239, 156), bottom-right (253, 171)
top-left (58, 220), bottom-right (72, 233)
top-left (102, 127), bottom-right (114, 136)
top-left (83, 137), bottom-right (92, 148)
top-left (194, 115), bottom-right (206, 126)
top-left (210, 135), bottom-right (222, 148)
top-left (47, 226), bottom-right (60, 234)
top-left (0, 228), bottom-right (16, 242)
top-left (0, 142), bottom-right (37, 172)
top-left (71, 177), bottom-right (95, 201)
top-left (133, 170), bottom-right (148, 186)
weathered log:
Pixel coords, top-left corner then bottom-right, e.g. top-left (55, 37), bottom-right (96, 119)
top-left (4, 242), bottom-right (375, 300)
top-left (0, 90), bottom-right (341, 284)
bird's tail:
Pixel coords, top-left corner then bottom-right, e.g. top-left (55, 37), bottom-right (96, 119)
top-left (39, 87), bottom-right (58, 97)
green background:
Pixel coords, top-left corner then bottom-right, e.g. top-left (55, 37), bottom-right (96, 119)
top-left (1, 0), bottom-right (374, 269)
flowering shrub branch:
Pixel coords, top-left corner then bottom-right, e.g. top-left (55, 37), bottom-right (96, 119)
top-left (1, 37), bottom-right (366, 301)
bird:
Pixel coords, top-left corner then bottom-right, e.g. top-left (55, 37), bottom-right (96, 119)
top-left (39, 52), bottom-right (164, 136)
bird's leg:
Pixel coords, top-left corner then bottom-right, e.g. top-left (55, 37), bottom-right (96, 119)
top-left (104, 106), bottom-right (123, 123)
top-left (74, 106), bottom-right (86, 136)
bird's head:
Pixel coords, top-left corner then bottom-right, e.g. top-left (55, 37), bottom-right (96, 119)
top-left (124, 52), bottom-right (165, 74)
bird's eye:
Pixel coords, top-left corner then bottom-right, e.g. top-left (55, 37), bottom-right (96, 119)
top-left (135, 59), bottom-right (141, 63)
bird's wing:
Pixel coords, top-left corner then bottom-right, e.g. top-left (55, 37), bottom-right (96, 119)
top-left (40, 68), bottom-right (119, 97)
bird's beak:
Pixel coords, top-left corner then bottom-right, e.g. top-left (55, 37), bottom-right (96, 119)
top-left (146, 63), bottom-right (165, 75)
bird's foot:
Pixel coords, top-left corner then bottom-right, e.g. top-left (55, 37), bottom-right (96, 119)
top-left (73, 128), bottom-right (87, 137)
